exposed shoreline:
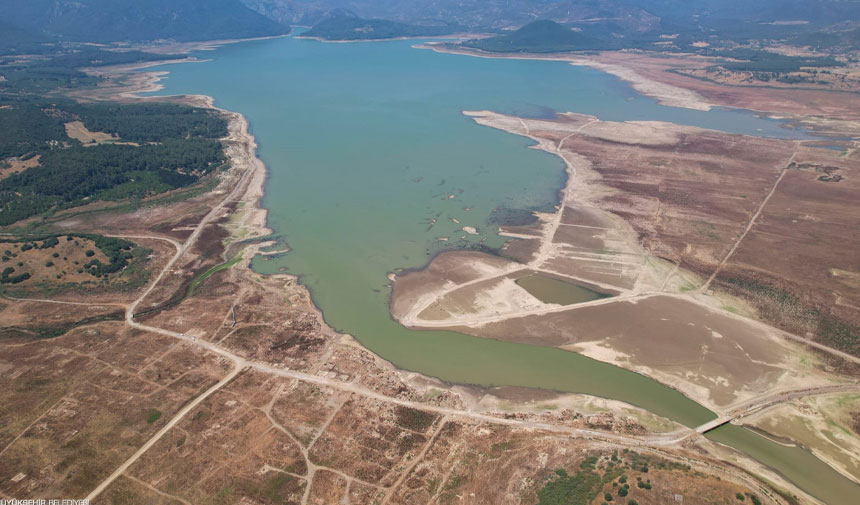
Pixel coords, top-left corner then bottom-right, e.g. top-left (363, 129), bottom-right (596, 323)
top-left (417, 43), bottom-right (715, 111)
top-left (294, 32), bottom-right (485, 44)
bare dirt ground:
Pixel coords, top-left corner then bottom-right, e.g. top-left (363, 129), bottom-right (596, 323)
top-left (679, 66), bottom-right (860, 94)
top-left (586, 52), bottom-right (860, 136)
top-left (0, 155), bottom-right (40, 181)
top-left (2, 236), bottom-right (111, 285)
top-left (64, 121), bottom-right (139, 147)
top-left (0, 322), bottom-right (230, 498)
top-left (0, 53), bottom-right (855, 505)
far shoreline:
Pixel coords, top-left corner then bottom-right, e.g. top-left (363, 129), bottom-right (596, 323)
top-left (416, 43), bottom-right (715, 111)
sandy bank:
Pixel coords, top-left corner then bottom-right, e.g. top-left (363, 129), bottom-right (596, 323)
top-left (418, 43), bottom-right (714, 111)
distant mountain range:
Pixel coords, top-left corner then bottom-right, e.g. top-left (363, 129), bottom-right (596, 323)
top-left (241, 0), bottom-right (662, 32)
top-left (243, 0), bottom-right (860, 48)
top-left (2, 0), bottom-right (288, 46)
top-left (302, 12), bottom-right (462, 41)
top-left (2, 0), bottom-right (859, 52)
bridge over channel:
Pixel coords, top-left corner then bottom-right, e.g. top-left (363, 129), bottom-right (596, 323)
top-left (695, 417), bottom-right (733, 434)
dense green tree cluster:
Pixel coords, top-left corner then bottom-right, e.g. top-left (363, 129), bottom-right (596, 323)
top-left (0, 99), bottom-right (228, 158)
top-left (1, 266), bottom-right (30, 284)
top-left (708, 49), bottom-right (845, 73)
top-left (0, 96), bottom-right (230, 225)
top-left (0, 139), bottom-right (224, 224)
top-left (0, 48), bottom-right (187, 95)
top-left (66, 102), bottom-right (229, 142)
top-left (0, 104), bottom-right (68, 158)
top-left (82, 235), bottom-right (135, 276)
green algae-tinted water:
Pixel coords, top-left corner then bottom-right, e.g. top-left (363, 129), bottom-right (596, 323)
top-left (707, 425), bottom-right (860, 505)
top-left (146, 34), bottom-right (809, 428)
top-left (515, 274), bottom-right (612, 305)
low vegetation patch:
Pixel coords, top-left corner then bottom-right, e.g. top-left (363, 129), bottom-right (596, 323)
top-left (536, 451), bottom-right (708, 505)
top-left (145, 408), bottom-right (162, 424)
top-left (0, 233), bottom-right (149, 293)
top-left (0, 310), bottom-right (125, 340)
top-left (395, 405), bottom-right (437, 432)
top-left (718, 274), bottom-right (860, 356)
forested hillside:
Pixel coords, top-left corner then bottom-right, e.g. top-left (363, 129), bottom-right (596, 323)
top-left (0, 102), bottom-right (228, 225)
top-left (2, 0), bottom-right (288, 45)
top-left (303, 13), bottom-right (462, 41)
top-left (462, 20), bottom-right (617, 53)
top-left (0, 48), bottom-right (185, 95)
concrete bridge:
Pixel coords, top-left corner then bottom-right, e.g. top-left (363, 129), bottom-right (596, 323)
top-left (695, 416), bottom-right (733, 434)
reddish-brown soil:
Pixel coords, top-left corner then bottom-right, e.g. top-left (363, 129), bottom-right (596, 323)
top-left (0, 322), bottom-right (229, 499)
top-left (715, 147), bottom-right (860, 355)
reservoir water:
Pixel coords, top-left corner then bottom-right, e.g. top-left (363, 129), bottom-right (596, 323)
top-left (146, 34), bottom-right (858, 503)
top-left (707, 425), bottom-right (860, 505)
top-left (515, 275), bottom-right (612, 305)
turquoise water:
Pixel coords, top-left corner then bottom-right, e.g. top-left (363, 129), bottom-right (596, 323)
top-left (145, 35), bottom-right (807, 428)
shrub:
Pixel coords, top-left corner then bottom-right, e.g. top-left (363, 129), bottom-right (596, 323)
top-left (145, 408), bottom-right (162, 424)
top-left (39, 237), bottom-right (59, 249)
top-left (1, 266), bottom-right (30, 284)
top-left (85, 249), bottom-right (95, 257)
top-left (736, 493), bottom-right (745, 501)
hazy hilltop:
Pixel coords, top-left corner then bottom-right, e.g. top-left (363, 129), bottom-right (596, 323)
top-left (302, 11), bottom-right (463, 40)
top-left (462, 20), bottom-right (614, 53)
top-left (243, 0), bottom-right (860, 48)
top-left (241, 0), bottom-right (661, 31)
top-left (3, 0), bottom-right (858, 49)
top-left (2, 0), bottom-right (289, 44)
